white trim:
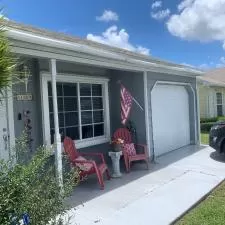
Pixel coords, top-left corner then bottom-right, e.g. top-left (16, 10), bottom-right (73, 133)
top-left (50, 59), bottom-right (63, 189)
top-left (40, 75), bottom-right (51, 146)
top-left (11, 46), bottom-right (202, 77)
top-left (6, 88), bottom-right (15, 157)
top-left (151, 81), bottom-right (198, 147)
top-left (143, 72), bottom-right (150, 157)
top-left (40, 72), bottom-right (110, 149)
top-left (196, 79), bottom-right (201, 145)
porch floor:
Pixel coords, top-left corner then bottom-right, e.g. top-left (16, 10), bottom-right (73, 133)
top-left (65, 145), bottom-right (225, 225)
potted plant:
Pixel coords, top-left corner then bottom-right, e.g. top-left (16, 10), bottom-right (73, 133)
top-left (111, 138), bottom-right (124, 152)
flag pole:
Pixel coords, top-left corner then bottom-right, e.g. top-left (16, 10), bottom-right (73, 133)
top-left (117, 80), bottom-right (144, 111)
top-left (132, 97), bottom-right (144, 111)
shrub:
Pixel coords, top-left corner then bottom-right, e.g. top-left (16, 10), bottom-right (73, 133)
top-left (200, 117), bottom-right (218, 123)
top-left (201, 122), bottom-right (215, 133)
top-left (0, 134), bottom-right (79, 225)
top-left (217, 116), bottom-right (225, 122)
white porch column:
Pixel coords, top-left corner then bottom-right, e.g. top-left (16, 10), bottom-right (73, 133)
top-left (50, 59), bottom-right (63, 189)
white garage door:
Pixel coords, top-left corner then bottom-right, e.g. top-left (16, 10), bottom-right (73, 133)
top-left (151, 84), bottom-right (190, 157)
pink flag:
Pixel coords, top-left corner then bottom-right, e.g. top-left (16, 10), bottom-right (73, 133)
top-left (121, 85), bottom-right (133, 125)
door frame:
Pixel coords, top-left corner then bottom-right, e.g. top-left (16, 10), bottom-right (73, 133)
top-left (150, 81), bottom-right (197, 158)
top-left (0, 88), bottom-right (15, 160)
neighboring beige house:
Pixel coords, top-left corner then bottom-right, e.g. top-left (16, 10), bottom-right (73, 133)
top-left (198, 68), bottom-right (225, 118)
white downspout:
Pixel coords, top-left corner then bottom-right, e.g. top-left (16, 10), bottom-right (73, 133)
top-left (50, 59), bottom-right (63, 189)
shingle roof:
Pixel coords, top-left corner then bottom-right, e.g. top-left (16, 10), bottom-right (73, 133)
top-left (198, 76), bottom-right (225, 87)
top-left (204, 68), bottom-right (225, 82)
top-left (1, 19), bottom-right (201, 71)
top-left (199, 68), bottom-right (225, 87)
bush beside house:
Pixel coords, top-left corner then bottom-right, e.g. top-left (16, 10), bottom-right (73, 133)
top-left (200, 117), bottom-right (225, 133)
top-left (0, 19), bottom-right (78, 225)
top-left (0, 134), bottom-right (79, 225)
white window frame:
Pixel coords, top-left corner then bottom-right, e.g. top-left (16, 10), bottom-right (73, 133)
top-left (216, 92), bottom-right (223, 116)
top-left (40, 72), bottom-right (110, 149)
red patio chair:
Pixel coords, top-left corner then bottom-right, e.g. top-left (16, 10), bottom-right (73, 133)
top-left (113, 128), bottom-right (149, 172)
top-left (63, 137), bottom-right (110, 189)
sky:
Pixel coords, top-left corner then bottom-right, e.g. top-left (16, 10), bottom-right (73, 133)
top-left (1, 0), bottom-right (225, 70)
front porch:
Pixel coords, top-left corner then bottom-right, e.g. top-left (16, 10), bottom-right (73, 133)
top-left (65, 145), bottom-right (225, 225)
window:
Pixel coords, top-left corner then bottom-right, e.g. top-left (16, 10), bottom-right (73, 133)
top-left (47, 80), bottom-right (107, 145)
top-left (216, 92), bottom-right (223, 116)
top-left (41, 74), bottom-right (110, 148)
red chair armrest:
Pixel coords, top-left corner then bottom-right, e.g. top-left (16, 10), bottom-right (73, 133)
top-left (135, 144), bottom-right (149, 157)
top-left (80, 153), bottom-right (106, 164)
top-left (71, 159), bottom-right (95, 167)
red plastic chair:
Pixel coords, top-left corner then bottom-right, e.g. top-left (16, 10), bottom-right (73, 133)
top-left (113, 128), bottom-right (149, 172)
top-left (63, 137), bottom-right (110, 189)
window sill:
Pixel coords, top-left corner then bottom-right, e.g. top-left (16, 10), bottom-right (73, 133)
top-left (75, 137), bottom-right (110, 149)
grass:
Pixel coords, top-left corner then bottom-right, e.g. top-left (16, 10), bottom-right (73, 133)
top-left (201, 133), bottom-right (209, 145)
top-left (175, 181), bottom-right (225, 225)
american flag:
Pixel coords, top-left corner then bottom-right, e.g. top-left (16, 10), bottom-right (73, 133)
top-left (121, 85), bottom-right (133, 125)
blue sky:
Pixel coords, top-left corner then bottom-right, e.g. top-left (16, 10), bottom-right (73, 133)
top-left (1, 0), bottom-right (225, 69)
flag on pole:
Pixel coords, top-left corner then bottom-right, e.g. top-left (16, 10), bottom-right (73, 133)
top-left (121, 85), bottom-right (133, 125)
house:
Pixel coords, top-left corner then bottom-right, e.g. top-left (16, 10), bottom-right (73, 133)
top-left (198, 68), bottom-right (225, 119)
top-left (0, 20), bottom-right (202, 164)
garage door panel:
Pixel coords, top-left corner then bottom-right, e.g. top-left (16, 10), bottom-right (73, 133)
top-left (151, 85), bottom-right (190, 157)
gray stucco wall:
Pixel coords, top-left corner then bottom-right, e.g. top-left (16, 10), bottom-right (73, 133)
top-left (13, 58), bottom-right (43, 151)
top-left (147, 71), bottom-right (199, 157)
top-left (109, 70), bottom-right (146, 144)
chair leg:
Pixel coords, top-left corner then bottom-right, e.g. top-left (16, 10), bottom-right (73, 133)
top-left (128, 160), bottom-right (131, 173)
top-left (124, 155), bottom-right (129, 173)
top-left (106, 168), bottom-right (111, 180)
top-left (97, 173), bottom-right (104, 190)
top-left (145, 159), bottom-right (149, 170)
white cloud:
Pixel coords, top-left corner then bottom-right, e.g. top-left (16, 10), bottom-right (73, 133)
top-left (87, 25), bottom-right (150, 55)
top-left (152, 1), bottom-right (162, 9)
top-left (136, 46), bottom-right (150, 55)
top-left (177, 0), bottom-right (194, 11)
top-left (198, 63), bottom-right (211, 70)
top-left (182, 57), bottom-right (225, 70)
top-left (182, 62), bottom-right (216, 71)
top-left (167, 0), bottom-right (225, 49)
top-left (151, 9), bottom-right (170, 20)
top-left (221, 57), bottom-right (225, 64)
top-left (96, 10), bottom-right (119, 22)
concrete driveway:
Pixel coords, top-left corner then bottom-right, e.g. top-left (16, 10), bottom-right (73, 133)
top-left (65, 145), bottom-right (225, 225)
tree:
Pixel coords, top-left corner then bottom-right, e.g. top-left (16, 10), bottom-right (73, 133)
top-left (0, 17), bottom-right (17, 95)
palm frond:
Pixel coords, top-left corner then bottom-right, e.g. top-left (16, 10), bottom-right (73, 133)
top-left (0, 18), bottom-right (17, 95)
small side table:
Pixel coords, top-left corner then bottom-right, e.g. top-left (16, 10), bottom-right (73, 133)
top-left (108, 151), bottom-right (123, 178)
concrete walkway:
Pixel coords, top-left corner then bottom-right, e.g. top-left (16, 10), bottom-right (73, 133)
top-left (65, 145), bottom-right (225, 225)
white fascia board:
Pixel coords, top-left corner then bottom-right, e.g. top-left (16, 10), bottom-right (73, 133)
top-left (7, 28), bottom-right (202, 76)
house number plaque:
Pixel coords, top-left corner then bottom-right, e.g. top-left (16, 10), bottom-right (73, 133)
top-left (16, 94), bottom-right (33, 101)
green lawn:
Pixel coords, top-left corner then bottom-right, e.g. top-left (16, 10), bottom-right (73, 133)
top-left (175, 181), bottom-right (225, 225)
top-left (201, 133), bottom-right (209, 145)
